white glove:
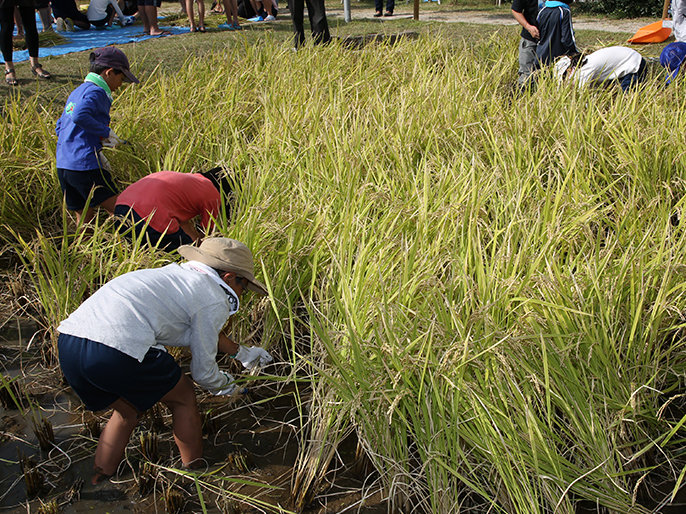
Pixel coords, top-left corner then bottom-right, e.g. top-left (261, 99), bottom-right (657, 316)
top-left (212, 371), bottom-right (237, 396)
top-left (101, 129), bottom-right (126, 148)
top-left (235, 346), bottom-right (273, 370)
top-left (97, 151), bottom-right (112, 172)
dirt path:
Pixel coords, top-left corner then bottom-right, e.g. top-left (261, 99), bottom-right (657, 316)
top-left (325, 8), bottom-right (649, 34)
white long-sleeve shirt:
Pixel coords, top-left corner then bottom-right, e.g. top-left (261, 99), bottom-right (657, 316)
top-left (570, 46), bottom-right (644, 87)
top-left (58, 263), bottom-right (239, 391)
top-left (87, 0), bottom-right (125, 22)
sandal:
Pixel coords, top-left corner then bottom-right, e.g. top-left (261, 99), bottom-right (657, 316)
top-left (384, 10), bottom-right (393, 16)
top-left (5, 68), bottom-right (17, 86)
top-left (373, 10), bottom-right (382, 17)
top-left (198, 26), bottom-right (206, 32)
top-left (31, 64), bottom-right (52, 80)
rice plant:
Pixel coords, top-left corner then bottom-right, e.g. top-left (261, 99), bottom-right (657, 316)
top-left (3, 28), bottom-right (686, 514)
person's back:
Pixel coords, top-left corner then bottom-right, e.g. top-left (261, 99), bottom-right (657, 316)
top-left (87, 0), bottom-right (126, 27)
top-left (570, 47), bottom-right (644, 88)
top-left (114, 170), bottom-right (229, 250)
top-left (536, 0), bottom-right (576, 66)
top-left (116, 171), bottom-right (220, 233)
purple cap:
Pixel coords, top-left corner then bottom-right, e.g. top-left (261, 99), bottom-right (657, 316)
top-left (91, 46), bottom-right (139, 84)
top-left (660, 42), bottom-right (686, 85)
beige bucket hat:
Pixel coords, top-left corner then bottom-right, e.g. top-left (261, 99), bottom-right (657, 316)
top-left (178, 238), bottom-right (268, 296)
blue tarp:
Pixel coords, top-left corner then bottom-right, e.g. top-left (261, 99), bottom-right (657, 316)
top-left (2, 15), bottom-right (188, 63)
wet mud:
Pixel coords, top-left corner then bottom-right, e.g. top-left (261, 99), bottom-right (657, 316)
top-left (0, 321), bottom-right (386, 514)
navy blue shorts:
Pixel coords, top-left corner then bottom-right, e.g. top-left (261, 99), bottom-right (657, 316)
top-left (57, 167), bottom-right (119, 212)
top-left (114, 204), bottom-right (194, 251)
top-left (58, 333), bottom-right (182, 413)
top-left (138, 0), bottom-right (162, 7)
top-left (51, 3), bottom-right (90, 24)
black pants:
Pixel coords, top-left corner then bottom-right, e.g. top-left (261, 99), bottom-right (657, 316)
top-left (0, 4), bottom-right (39, 63)
top-left (289, 0), bottom-right (329, 48)
top-left (375, 0), bottom-right (394, 13)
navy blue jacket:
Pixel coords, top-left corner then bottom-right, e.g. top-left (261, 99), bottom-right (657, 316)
top-left (536, 3), bottom-right (577, 66)
top-left (56, 82), bottom-right (112, 171)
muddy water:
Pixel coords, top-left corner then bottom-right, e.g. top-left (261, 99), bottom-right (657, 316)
top-left (0, 321), bottom-right (386, 514)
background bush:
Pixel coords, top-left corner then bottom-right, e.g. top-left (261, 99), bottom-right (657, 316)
top-left (576, 0), bottom-right (664, 18)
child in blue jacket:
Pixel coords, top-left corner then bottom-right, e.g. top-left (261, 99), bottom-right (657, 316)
top-left (56, 47), bottom-right (139, 226)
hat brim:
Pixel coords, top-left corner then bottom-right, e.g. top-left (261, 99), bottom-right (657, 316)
top-left (178, 245), bottom-right (269, 295)
top-left (122, 69), bottom-right (140, 84)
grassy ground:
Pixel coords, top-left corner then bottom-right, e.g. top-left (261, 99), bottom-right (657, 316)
top-left (0, 0), bottom-right (666, 105)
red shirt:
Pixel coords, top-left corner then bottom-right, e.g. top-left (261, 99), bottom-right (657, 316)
top-left (116, 171), bottom-right (220, 234)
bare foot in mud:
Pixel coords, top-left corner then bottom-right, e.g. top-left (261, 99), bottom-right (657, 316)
top-left (91, 467), bottom-right (113, 486)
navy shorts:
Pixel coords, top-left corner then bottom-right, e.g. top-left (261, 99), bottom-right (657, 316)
top-left (58, 333), bottom-right (182, 413)
top-left (51, 3), bottom-right (90, 24)
top-left (114, 204), bottom-right (194, 251)
top-left (57, 167), bottom-right (119, 211)
top-left (138, 0), bottom-right (162, 7)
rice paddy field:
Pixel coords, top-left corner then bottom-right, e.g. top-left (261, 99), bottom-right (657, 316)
top-left (2, 2), bottom-right (686, 513)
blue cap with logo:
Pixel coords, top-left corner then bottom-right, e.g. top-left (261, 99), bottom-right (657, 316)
top-left (660, 42), bottom-right (686, 85)
top-left (90, 46), bottom-right (139, 84)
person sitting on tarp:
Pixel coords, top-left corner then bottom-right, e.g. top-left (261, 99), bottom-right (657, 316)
top-left (114, 168), bottom-right (237, 251)
top-left (52, 0), bottom-right (91, 30)
top-left (88, 0), bottom-right (134, 28)
top-left (555, 46), bottom-right (647, 92)
top-left (660, 41), bottom-right (686, 86)
top-left (238, 0), bottom-right (277, 21)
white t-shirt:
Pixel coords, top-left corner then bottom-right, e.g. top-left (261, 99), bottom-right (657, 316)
top-left (58, 263), bottom-right (239, 391)
top-left (87, 0), bottom-right (125, 22)
top-left (570, 46), bottom-right (644, 87)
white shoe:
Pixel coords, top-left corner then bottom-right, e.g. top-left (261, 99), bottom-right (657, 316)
top-left (55, 17), bottom-right (64, 31)
top-left (264, 14), bottom-right (276, 21)
top-left (64, 17), bottom-right (74, 31)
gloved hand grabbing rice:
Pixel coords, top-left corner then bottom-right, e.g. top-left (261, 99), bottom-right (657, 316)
top-left (234, 346), bottom-right (273, 370)
top-left (101, 129), bottom-right (126, 148)
top-left (212, 370), bottom-right (238, 396)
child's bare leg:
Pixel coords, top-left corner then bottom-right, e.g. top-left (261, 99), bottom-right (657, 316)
top-left (159, 374), bottom-right (203, 466)
top-left (197, 0), bottom-right (205, 29)
top-left (222, 0), bottom-right (231, 23)
top-left (186, 0), bottom-right (195, 30)
top-left (143, 5), bottom-right (165, 34)
top-left (99, 195), bottom-right (119, 215)
top-left (138, 5), bottom-right (151, 32)
top-left (93, 399), bottom-right (142, 484)
top-left (229, 0), bottom-right (238, 24)
top-left (75, 207), bottom-right (95, 226)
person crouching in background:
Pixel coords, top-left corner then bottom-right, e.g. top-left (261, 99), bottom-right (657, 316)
top-left (555, 46), bottom-right (647, 92)
top-left (114, 168), bottom-right (237, 251)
